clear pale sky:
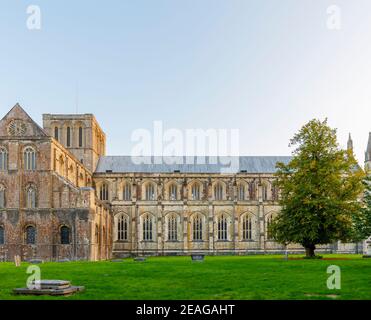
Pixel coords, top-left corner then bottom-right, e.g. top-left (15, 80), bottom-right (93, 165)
top-left (0, 1), bottom-right (370, 164)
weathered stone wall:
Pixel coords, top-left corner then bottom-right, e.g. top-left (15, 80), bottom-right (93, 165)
top-left (0, 105), bottom-right (112, 261)
top-left (94, 173), bottom-right (335, 257)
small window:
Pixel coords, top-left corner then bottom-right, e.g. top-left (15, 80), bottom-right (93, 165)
top-left (262, 184), bottom-right (268, 201)
top-left (24, 147), bottom-right (36, 171)
top-left (0, 148), bottom-right (8, 171)
top-left (26, 186), bottom-right (36, 208)
top-left (193, 215), bottom-right (203, 241)
top-left (266, 215), bottom-right (273, 240)
top-left (169, 184), bottom-right (177, 200)
top-left (0, 226), bottom-right (4, 244)
top-left (242, 215), bottom-right (252, 240)
top-left (238, 184), bottom-right (245, 201)
top-left (100, 183), bottom-right (109, 201)
top-left (117, 214), bottom-right (128, 241)
top-left (168, 215), bottom-right (177, 241)
top-left (214, 183), bottom-right (224, 200)
top-left (60, 226), bottom-right (70, 244)
top-left (54, 127), bottom-right (59, 141)
top-left (249, 182), bottom-right (255, 200)
top-left (191, 183), bottom-right (200, 200)
top-left (0, 185), bottom-right (5, 208)
top-left (123, 183), bottom-right (131, 201)
top-left (143, 214), bottom-right (153, 241)
top-left (25, 226), bottom-right (36, 244)
top-left (78, 127), bottom-right (83, 147)
top-left (145, 183), bottom-right (155, 200)
top-left (218, 214), bottom-right (228, 241)
top-left (66, 127), bottom-right (71, 147)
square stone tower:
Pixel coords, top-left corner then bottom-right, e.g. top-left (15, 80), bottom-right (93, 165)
top-left (42, 114), bottom-right (106, 172)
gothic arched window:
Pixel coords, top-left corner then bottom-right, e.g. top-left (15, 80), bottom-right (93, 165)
top-left (191, 183), bottom-right (200, 200)
top-left (242, 215), bottom-right (252, 240)
top-left (142, 214), bottom-right (153, 241)
top-left (237, 183), bottom-right (246, 201)
top-left (24, 147), bottom-right (36, 171)
top-left (123, 183), bottom-right (131, 201)
top-left (26, 185), bottom-right (36, 208)
top-left (214, 182), bottom-right (224, 200)
top-left (167, 214), bottom-right (178, 241)
top-left (145, 183), bottom-right (155, 201)
top-left (218, 214), bottom-right (228, 241)
top-left (169, 184), bottom-right (177, 200)
top-left (117, 214), bottom-right (128, 241)
top-left (249, 182), bottom-right (255, 200)
top-left (25, 226), bottom-right (36, 244)
top-left (99, 183), bottom-right (109, 201)
top-left (0, 148), bottom-right (8, 171)
top-left (0, 185), bottom-right (5, 208)
top-left (266, 215), bottom-right (274, 240)
top-left (60, 226), bottom-right (70, 244)
top-left (192, 214), bottom-right (203, 241)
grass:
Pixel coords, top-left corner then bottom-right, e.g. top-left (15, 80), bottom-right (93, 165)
top-left (0, 254), bottom-right (370, 300)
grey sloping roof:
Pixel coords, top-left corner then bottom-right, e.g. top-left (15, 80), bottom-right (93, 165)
top-left (95, 156), bottom-right (292, 174)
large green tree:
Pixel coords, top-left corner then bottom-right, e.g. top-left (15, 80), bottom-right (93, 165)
top-left (353, 175), bottom-right (371, 242)
top-left (270, 119), bottom-right (364, 257)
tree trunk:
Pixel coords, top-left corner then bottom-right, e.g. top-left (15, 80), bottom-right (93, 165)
top-left (305, 244), bottom-right (316, 257)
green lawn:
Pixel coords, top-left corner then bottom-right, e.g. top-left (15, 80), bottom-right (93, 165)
top-left (0, 254), bottom-right (370, 300)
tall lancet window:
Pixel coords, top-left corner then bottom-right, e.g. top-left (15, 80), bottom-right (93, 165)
top-left (24, 147), bottom-right (36, 171)
top-left (26, 186), bottom-right (37, 208)
top-left (117, 214), bottom-right (128, 241)
top-left (123, 183), bottom-right (131, 201)
top-left (79, 127), bottom-right (83, 147)
top-left (218, 214), bottom-right (228, 241)
top-left (142, 214), bottom-right (153, 241)
top-left (66, 127), bottom-right (71, 147)
top-left (0, 185), bottom-right (5, 208)
top-left (168, 214), bottom-right (178, 241)
top-left (193, 214), bottom-right (203, 241)
top-left (169, 184), bottom-right (177, 200)
top-left (242, 215), bottom-right (252, 240)
top-left (0, 148), bottom-right (8, 171)
top-left (54, 127), bottom-right (59, 141)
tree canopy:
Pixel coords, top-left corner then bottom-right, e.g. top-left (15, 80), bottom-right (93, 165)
top-left (269, 119), bottom-right (364, 257)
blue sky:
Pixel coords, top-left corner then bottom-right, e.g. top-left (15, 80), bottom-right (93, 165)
top-left (0, 1), bottom-right (371, 163)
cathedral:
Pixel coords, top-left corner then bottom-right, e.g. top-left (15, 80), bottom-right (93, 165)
top-left (0, 104), bottom-right (369, 261)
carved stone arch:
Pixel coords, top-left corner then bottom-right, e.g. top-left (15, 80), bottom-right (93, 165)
top-left (211, 179), bottom-right (227, 200)
top-left (164, 179), bottom-right (180, 200)
top-left (187, 179), bottom-right (203, 200)
top-left (141, 179), bottom-right (157, 201)
top-left (120, 179), bottom-right (132, 201)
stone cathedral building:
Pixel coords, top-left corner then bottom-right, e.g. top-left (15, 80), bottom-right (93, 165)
top-left (0, 104), bottom-right (369, 261)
